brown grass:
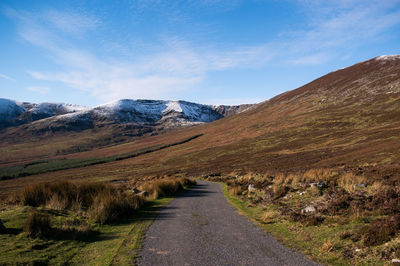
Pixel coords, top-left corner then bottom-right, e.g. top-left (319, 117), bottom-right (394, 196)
top-left (24, 211), bottom-right (51, 238)
top-left (17, 178), bottom-right (196, 224)
top-left (89, 192), bottom-right (145, 224)
top-left (321, 240), bottom-right (336, 253)
top-left (20, 181), bottom-right (110, 209)
top-left (140, 177), bottom-right (196, 200)
top-left (229, 185), bottom-right (243, 196)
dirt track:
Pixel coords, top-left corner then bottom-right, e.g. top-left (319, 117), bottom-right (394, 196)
top-left (139, 180), bottom-right (316, 266)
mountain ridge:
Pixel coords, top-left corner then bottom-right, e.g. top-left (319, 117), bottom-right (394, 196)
top-left (0, 98), bottom-right (254, 131)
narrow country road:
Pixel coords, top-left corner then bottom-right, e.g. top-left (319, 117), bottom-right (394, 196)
top-left (139, 180), bottom-right (316, 266)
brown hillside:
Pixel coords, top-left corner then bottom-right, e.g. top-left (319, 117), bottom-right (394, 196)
top-left (1, 55), bottom-right (400, 195)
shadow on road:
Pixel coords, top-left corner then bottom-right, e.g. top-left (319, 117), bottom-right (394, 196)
top-left (176, 183), bottom-right (215, 199)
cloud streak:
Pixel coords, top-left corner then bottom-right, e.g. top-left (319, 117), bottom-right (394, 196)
top-left (0, 73), bottom-right (14, 81)
top-left (7, 7), bottom-right (273, 102)
top-left (5, 1), bottom-right (400, 102)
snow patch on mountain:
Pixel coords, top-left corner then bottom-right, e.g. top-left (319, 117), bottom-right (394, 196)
top-left (375, 55), bottom-right (400, 61)
top-left (0, 98), bottom-right (25, 121)
top-left (29, 103), bottom-right (88, 116)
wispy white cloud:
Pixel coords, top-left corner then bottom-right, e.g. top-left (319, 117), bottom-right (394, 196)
top-left (5, 1), bottom-right (400, 102)
top-left (7, 7), bottom-right (273, 102)
top-left (281, 0), bottom-right (400, 65)
top-left (45, 10), bottom-right (99, 35)
top-left (26, 86), bottom-right (51, 94)
top-left (0, 73), bottom-right (14, 81)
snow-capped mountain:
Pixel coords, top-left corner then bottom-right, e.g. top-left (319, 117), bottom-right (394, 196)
top-left (0, 99), bottom-right (25, 123)
top-left (0, 98), bottom-right (88, 128)
top-left (0, 98), bottom-right (254, 132)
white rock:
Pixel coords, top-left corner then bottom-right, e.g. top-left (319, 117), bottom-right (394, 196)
top-left (301, 205), bottom-right (316, 214)
top-left (392, 259), bottom-right (400, 265)
top-left (248, 184), bottom-right (255, 192)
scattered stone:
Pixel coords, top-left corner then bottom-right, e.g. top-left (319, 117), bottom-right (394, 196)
top-left (354, 248), bottom-right (361, 252)
top-left (353, 183), bottom-right (367, 188)
top-left (301, 205), bottom-right (316, 214)
top-left (392, 259), bottom-right (400, 265)
top-left (0, 219), bottom-right (5, 233)
top-left (310, 182), bottom-right (328, 189)
top-left (248, 184), bottom-right (255, 192)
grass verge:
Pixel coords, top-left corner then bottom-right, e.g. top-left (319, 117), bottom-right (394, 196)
top-left (0, 178), bottom-right (196, 265)
top-left (0, 198), bottom-right (173, 265)
top-left (221, 183), bottom-right (391, 265)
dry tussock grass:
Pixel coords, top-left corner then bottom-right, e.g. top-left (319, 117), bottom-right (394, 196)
top-left (140, 177), bottom-right (196, 200)
top-left (262, 211), bottom-right (277, 224)
top-left (89, 192), bottom-right (144, 224)
top-left (18, 178), bottom-right (195, 224)
top-left (321, 240), bottom-right (336, 252)
top-left (337, 173), bottom-right (367, 192)
top-left (229, 185), bottom-right (243, 196)
top-left (24, 211), bottom-right (51, 237)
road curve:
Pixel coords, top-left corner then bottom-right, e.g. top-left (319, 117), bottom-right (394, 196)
top-left (139, 180), bottom-right (316, 266)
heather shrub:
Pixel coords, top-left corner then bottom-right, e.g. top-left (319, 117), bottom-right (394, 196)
top-left (370, 188), bottom-right (400, 215)
top-left (360, 215), bottom-right (400, 246)
top-left (323, 189), bottom-right (351, 214)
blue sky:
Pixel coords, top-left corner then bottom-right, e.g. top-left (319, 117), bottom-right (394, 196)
top-left (1, 0), bottom-right (400, 107)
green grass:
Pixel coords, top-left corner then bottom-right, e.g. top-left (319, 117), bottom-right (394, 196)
top-left (0, 134), bottom-right (203, 180)
top-left (221, 183), bottom-right (385, 265)
top-left (0, 198), bottom-right (174, 265)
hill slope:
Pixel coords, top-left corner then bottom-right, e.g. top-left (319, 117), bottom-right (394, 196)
top-left (0, 99), bottom-right (253, 166)
top-left (8, 55), bottom-right (398, 183)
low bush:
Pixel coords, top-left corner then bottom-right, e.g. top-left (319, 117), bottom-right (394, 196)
top-left (24, 211), bottom-right (51, 238)
top-left (361, 215), bottom-right (400, 247)
top-left (370, 188), bottom-right (400, 215)
top-left (323, 189), bottom-right (352, 214)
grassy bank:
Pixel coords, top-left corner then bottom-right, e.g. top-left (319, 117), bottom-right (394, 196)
top-left (0, 178), bottom-right (196, 265)
top-left (217, 171), bottom-right (400, 265)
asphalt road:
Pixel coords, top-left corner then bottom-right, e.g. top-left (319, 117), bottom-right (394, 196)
top-left (139, 180), bottom-right (316, 266)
